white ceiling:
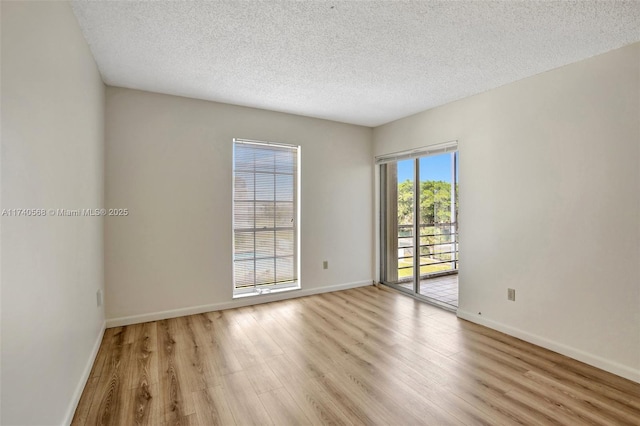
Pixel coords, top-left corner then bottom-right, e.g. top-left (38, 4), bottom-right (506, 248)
top-left (71, 1), bottom-right (640, 127)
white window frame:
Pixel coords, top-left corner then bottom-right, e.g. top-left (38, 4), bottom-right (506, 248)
top-left (232, 138), bottom-right (301, 298)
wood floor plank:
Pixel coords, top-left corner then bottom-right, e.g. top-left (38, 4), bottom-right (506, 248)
top-left (157, 319), bottom-right (195, 425)
top-left (461, 327), bottom-right (558, 371)
top-left (174, 413), bottom-right (199, 426)
top-left (504, 387), bottom-right (586, 426)
top-left (224, 306), bottom-right (285, 359)
top-left (262, 309), bottom-right (344, 377)
top-left (344, 341), bottom-right (508, 426)
top-left (269, 373), bottom-right (357, 426)
top-left (244, 361), bottom-right (284, 395)
top-left (128, 322), bottom-right (158, 390)
top-left (121, 382), bottom-right (162, 426)
top-left (523, 369), bottom-right (640, 425)
top-left (220, 370), bottom-right (274, 425)
top-left (545, 363), bottom-right (640, 413)
top-left (265, 353), bottom-right (314, 383)
top-left (192, 385), bottom-right (236, 426)
top-left (300, 298), bottom-right (476, 424)
top-left (172, 316), bottom-right (216, 392)
top-left (311, 372), bottom-right (385, 425)
top-left (204, 310), bottom-right (262, 370)
top-left (334, 350), bottom-right (459, 425)
top-left (192, 312), bottom-right (243, 377)
top-left (319, 290), bottom-right (459, 363)
top-left (265, 325), bottom-right (334, 378)
top-left (75, 286), bottom-right (640, 425)
top-left (85, 327), bottom-right (133, 426)
top-left (446, 379), bottom-right (531, 424)
top-left (89, 328), bottom-right (112, 379)
top-left (258, 386), bottom-right (314, 425)
top-left (71, 376), bottom-right (99, 426)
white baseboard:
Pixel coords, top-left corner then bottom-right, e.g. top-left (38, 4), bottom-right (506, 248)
top-left (456, 309), bottom-right (640, 384)
top-left (63, 320), bottom-right (106, 425)
top-left (106, 280), bottom-right (372, 328)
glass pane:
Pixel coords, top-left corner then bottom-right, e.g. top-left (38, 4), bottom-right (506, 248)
top-left (255, 202), bottom-right (274, 228)
top-left (255, 258), bottom-right (275, 285)
top-left (274, 149), bottom-right (295, 174)
top-left (234, 172), bottom-right (254, 200)
top-left (275, 229), bottom-right (294, 256)
top-left (234, 145), bottom-right (255, 171)
top-left (255, 172), bottom-right (274, 201)
top-left (255, 231), bottom-right (275, 258)
top-left (234, 201), bottom-right (254, 228)
top-left (234, 260), bottom-right (254, 288)
top-left (418, 153), bottom-right (455, 277)
top-left (276, 174), bottom-right (293, 201)
top-left (381, 159), bottom-right (415, 292)
top-left (234, 232), bottom-right (254, 260)
top-left (254, 147), bottom-right (275, 172)
top-left (397, 159), bottom-right (415, 292)
top-left (418, 152), bottom-right (458, 307)
top-left (276, 256), bottom-right (295, 283)
top-left (233, 141), bottom-right (299, 295)
top-left (275, 202), bottom-right (294, 227)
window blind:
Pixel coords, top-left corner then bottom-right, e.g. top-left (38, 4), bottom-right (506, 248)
top-left (375, 140), bottom-right (458, 165)
top-left (233, 139), bottom-right (299, 295)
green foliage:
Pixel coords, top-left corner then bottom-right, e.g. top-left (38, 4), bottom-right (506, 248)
top-left (397, 179), bottom-right (454, 225)
top-left (397, 180), bottom-right (414, 225)
top-left (397, 179), bottom-right (458, 263)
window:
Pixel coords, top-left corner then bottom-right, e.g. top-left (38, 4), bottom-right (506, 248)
top-left (233, 139), bottom-right (300, 297)
top-left (377, 141), bottom-right (459, 309)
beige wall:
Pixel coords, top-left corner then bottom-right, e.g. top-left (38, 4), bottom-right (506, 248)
top-left (105, 87), bottom-right (373, 323)
top-left (2, 6), bottom-right (637, 425)
top-left (1, 2), bottom-right (106, 424)
top-left (374, 43), bottom-right (640, 381)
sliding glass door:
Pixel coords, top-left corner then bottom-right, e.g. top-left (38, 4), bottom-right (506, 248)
top-left (391, 159), bottom-right (417, 292)
top-left (379, 145), bottom-right (458, 308)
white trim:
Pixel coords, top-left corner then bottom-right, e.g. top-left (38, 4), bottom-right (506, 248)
top-left (232, 138), bottom-right (301, 294)
top-left (63, 320), bottom-right (106, 425)
top-left (106, 280), bottom-right (372, 328)
top-left (233, 137), bottom-right (298, 150)
top-left (456, 310), bottom-right (640, 384)
top-left (375, 140), bottom-right (458, 164)
top-left (233, 281), bottom-right (301, 298)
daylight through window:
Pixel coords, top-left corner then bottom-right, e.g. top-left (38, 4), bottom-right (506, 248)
top-left (232, 139), bottom-right (300, 296)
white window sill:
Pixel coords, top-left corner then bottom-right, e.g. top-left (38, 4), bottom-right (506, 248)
top-left (233, 283), bottom-right (301, 299)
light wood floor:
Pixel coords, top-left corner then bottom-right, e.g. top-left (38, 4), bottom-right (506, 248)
top-left (73, 285), bottom-right (640, 425)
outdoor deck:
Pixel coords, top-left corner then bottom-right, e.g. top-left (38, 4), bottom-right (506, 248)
top-left (399, 273), bottom-right (458, 308)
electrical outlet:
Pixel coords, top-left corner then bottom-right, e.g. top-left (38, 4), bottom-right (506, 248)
top-left (96, 289), bottom-right (103, 307)
top-left (323, 260), bottom-right (329, 269)
top-left (507, 288), bottom-right (516, 301)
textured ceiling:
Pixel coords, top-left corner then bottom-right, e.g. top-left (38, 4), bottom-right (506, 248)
top-left (71, 1), bottom-right (640, 127)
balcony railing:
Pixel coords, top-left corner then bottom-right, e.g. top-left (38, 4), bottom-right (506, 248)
top-left (397, 222), bottom-right (458, 278)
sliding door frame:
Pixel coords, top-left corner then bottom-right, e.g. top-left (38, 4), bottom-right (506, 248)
top-left (412, 158), bottom-right (420, 294)
top-left (376, 141), bottom-right (459, 310)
